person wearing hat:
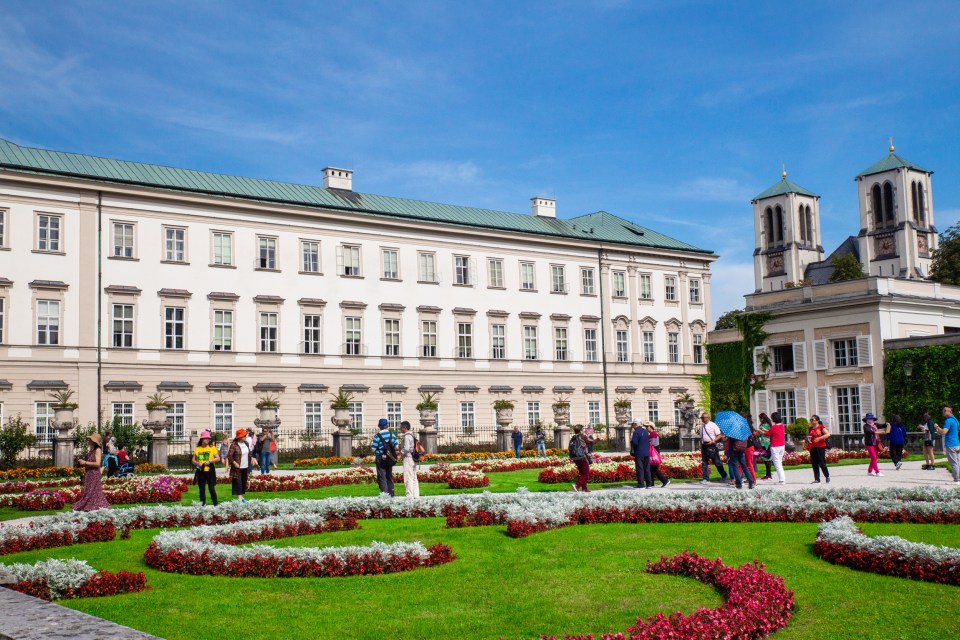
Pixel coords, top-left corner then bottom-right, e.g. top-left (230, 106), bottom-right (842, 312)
top-left (192, 431), bottom-right (221, 506)
top-left (371, 418), bottom-right (399, 496)
top-left (228, 428), bottom-right (253, 502)
top-left (862, 413), bottom-right (883, 477)
top-left (72, 433), bottom-right (111, 511)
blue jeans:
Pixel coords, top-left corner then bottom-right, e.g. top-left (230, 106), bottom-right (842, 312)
top-left (731, 450), bottom-right (752, 488)
top-left (259, 451), bottom-right (271, 474)
top-left (536, 441), bottom-right (547, 457)
top-left (514, 444), bottom-right (522, 459)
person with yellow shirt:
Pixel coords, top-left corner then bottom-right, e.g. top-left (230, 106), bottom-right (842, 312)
top-left (192, 431), bottom-right (221, 506)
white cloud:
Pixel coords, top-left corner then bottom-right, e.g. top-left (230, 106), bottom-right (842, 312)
top-left (388, 160), bottom-right (482, 185)
top-left (708, 258), bottom-right (755, 329)
top-left (665, 177), bottom-right (756, 204)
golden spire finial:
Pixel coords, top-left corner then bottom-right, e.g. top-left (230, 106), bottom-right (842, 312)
top-left (889, 136), bottom-right (895, 153)
top-left (781, 163), bottom-right (787, 179)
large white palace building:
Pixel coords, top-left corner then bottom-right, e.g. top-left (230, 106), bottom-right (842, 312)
top-left (0, 138), bottom-right (714, 444)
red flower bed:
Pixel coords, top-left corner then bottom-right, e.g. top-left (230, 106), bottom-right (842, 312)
top-left (540, 552), bottom-right (794, 640)
top-left (814, 539), bottom-right (960, 586)
top-left (0, 521), bottom-right (117, 556)
top-left (1, 489), bottom-right (70, 510)
top-left (446, 473), bottom-right (490, 489)
top-left (9, 570), bottom-right (146, 601)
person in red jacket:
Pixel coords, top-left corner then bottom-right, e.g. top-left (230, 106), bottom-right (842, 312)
top-left (807, 415), bottom-right (831, 484)
top-left (761, 412), bottom-right (786, 484)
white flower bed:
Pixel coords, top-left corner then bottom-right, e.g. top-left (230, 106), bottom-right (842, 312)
top-left (2, 558), bottom-right (96, 599)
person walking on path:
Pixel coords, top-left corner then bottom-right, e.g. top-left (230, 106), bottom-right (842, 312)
top-left (372, 418), bottom-right (399, 496)
top-left (257, 428), bottom-right (274, 474)
top-left (512, 426), bottom-right (524, 459)
top-left (228, 429), bottom-right (252, 502)
top-left (569, 424), bottom-right (592, 492)
top-left (934, 405), bottom-right (960, 485)
top-left (583, 423), bottom-right (596, 454)
top-left (192, 431), bottom-right (220, 506)
top-left (763, 412), bottom-right (787, 484)
top-left (755, 413), bottom-right (773, 480)
top-left (886, 415), bottom-right (907, 470)
top-left (863, 413), bottom-right (883, 477)
top-left (630, 421), bottom-right (652, 489)
top-left (728, 435), bottom-right (754, 490)
top-left (218, 435), bottom-right (231, 476)
top-left (72, 434), bottom-right (111, 512)
top-left (399, 421), bottom-right (420, 498)
top-left (535, 426), bottom-right (547, 458)
top-left (920, 412), bottom-right (937, 470)
top-left (743, 425), bottom-right (758, 486)
top-left (646, 422), bottom-right (670, 488)
top-left (807, 415), bottom-right (831, 484)
top-left (699, 412), bottom-right (728, 484)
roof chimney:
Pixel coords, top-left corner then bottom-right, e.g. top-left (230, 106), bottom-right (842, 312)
top-left (323, 167), bottom-right (353, 191)
top-left (531, 197), bottom-right (556, 218)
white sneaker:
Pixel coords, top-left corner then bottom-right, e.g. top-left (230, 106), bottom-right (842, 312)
top-left (876, 472), bottom-right (885, 477)
top-left (868, 471), bottom-right (876, 476)
top-left (571, 484), bottom-right (579, 492)
top-left (699, 479), bottom-right (710, 484)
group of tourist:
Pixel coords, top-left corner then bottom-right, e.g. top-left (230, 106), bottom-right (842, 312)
top-left (191, 427), bottom-right (279, 505)
top-left (371, 419), bottom-right (421, 498)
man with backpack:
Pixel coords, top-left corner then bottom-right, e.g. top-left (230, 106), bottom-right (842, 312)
top-left (371, 418), bottom-right (399, 496)
top-left (399, 421), bottom-right (421, 498)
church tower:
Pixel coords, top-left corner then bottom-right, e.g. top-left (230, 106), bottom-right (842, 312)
top-left (855, 140), bottom-right (936, 278)
top-left (752, 168), bottom-right (824, 292)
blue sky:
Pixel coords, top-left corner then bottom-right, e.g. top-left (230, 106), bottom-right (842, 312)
top-left (2, 0), bottom-right (959, 323)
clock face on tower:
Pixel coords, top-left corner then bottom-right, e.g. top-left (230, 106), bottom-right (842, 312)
top-left (766, 254), bottom-right (784, 274)
top-left (876, 236), bottom-right (896, 257)
top-left (918, 234), bottom-right (929, 254)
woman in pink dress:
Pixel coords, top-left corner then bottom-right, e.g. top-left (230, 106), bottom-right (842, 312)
top-left (72, 433), bottom-right (111, 511)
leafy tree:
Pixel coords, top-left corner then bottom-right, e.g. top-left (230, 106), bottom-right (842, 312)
top-left (930, 222), bottom-right (960, 285)
top-left (0, 414), bottom-right (37, 469)
top-left (109, 415), bottom-right (150, 452)
top-left (714, 309), bottom-right (742, 330)
top-left (829, 253), bottom-right (864, 282)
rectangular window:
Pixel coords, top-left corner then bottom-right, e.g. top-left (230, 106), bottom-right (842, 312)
top-left (258, 236), bottom-right (277, 269)
top-left (35, 402), bottom-right (54, 442)
top-left (348, 402), bottom-right (364, 432)
top-left (460, 401), bottom-right (475, 430)
top-left (640, 274), bottom-right (652, 299)
top-left (340, 245), bottom-right (361, 276)
top-left (454, 255), bottom-right (471, 285)
top-left (113, 223), bottom-right (134, 257)
top-left (213, 310), bottom-right (233, 351)
top-left (616, 329), bottom-right (629, 362)
top-left (344, 317), bottom-right (362, 355)
top-left (0, 209), bottom-right (5, 247)
top-left (0, 298), bottom-right (4, 344)
top-left (774, 390), bottom-right (797, 425)
top-left (164, 307), bottom-right (184, 349)
top-left (551, 265), bottom-right (566, 293)
top-left (693, 334), bottom-right (704, 364)
top-left (643, 331), bottom-right (655, 363)
top-left (386, 401), bottom-right (403, 428)
top-left (303, 314), bottom-right (322, 354)
top-left (524, 326), bottom-right (538, 360)
top-left (491, 324), bottom-right (505, 359)
top-left (584, 328), bottom-right (598, 362)
top-left (418, 252), bottom-right (437, 282)
top-left (213, 232), bottom-right (233, 266)
top-left (520, 262), bottom-right (536, 290)
top-left (488, 259), bottom-right (504, 288)
top-left (111, 304), bottom-right (134, 348)
top-left (587, 401), bottom-right (601, 426)
top-left (526, 401), bottom-right (541, 426)
top-left (555, 327), bottom-right (568, 361)
top-left (37, 214), bottom-right (61, 252)
top-left (304, 402), bottom-right (323, 435)
top-left (259, 312), bottom-right (278, 352)
top-left (381, 249), bottom-right (399, 279)
top-left (301, 241), bottom-right (320, 273)
top-left (689, 278), bottom-right (701, 304)
top-left (835, 386), bottom-right (861, 434)
top-left (421, 321), bottom-right (437, 357)
top-left (214, 402), bottom-right (234, 434)
top-left (675, 401), bottom-right (683, 427)
top-left (581, 268), bottom-right (595, 295)
top-left (111, 402), bottom-right (134, 426)
top-left (37, 300), bottom-right (60, 345)
top-left (165, 227), bottom-right (186, 262)
top-left (832, 339), bottom-right (859, 368)
top-left (612, 271), bottom-right (626, 297)
top-left (647, 400), bottom-right (660, 423)
top-left (772, 345), bottom-right (795, 372)
top-left (457, 322), bottom-right (473, 358)
top-left (668, 332), bottom-right (680, 363)
top-left (384, 318), bottom-right (401, 356)
top-left (665, 276), bottom-right (677, 301)
top-left (168, 402), bottom-right (185, 440)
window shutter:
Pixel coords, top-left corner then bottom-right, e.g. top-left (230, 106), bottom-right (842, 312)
top-left (335, 245), bottom-right (344, 275)
top-left (859, 383), bottom-right (875, 418)
top-left (813, 340), bottom-right (828, 370)
top-left (792, 342), bottom-right (806, 372)
top-left (470, 258), bottom-right (478, 286)
top-left (795, 388), bottom-right (808, 419)
top-left (753, 346), bottom-right (766, 375)
top-left (755, 390), bottom-right (769, 417)
top-left (857, 336), bottom-right (873, 367)
top-left (815, 386), bottom-right (831, 424)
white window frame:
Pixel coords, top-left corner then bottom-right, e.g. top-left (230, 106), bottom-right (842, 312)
top-left (421, 320), bottom-right (437, 357)
top-left (639, 273), bottom-right (652, 300)
top-left (418, 252), bottom-right (437, 282)
top-left (642, 331), bottom-right (655, 363)
top-left (668, 332), bottom-right (680, 363)
top-left (491, 323), bottom-right (506, 359)
top-left (164, 227), bottom-right (186, 262)
top-left (520, 262), bottom-right (536, 290)
top-left (487, 258), bottom-right (504, 288)
top-left (774, 390), bottom-right (797, 425)
top-left (524, 326), bottom-right (539, 360)
top-left (168, 402), bottom-right (185, 440)
top-left (259, 312), bottom-right (278, 353)
top-left (454, 255), bottom-right (472, 286)
top-left (689, 278), bottom-right (701, 304)
top-left (304, 402), bottom-right (323, 435)
top-left (384, 318), bottom-right (401, 356)
top-left (665, 276), bottom-right (677, 301)
top-left (693, 334), bottom-right (704, 364)
top-left (37, 299), bottom-right (60, 345)
top-left (0, 209), bottom-right (6, 247)
top-left (257, 236), bottom-right (277, 270)
top-left (526, 401), bottom-right (541, 426)
top-left (580, 267), bottom-right (595, 295)
top-left (303, 314), bottom-right (322, 354)
top-left (555, 327), bottom-right (568, 361)
top-left (112, 222), bottom-right (134, 258)
top-left (584, 328), bottom-right (598, 362)
top-left (647, 400), bottom-right (660, 423)
top-left (164, 306), bottom-right (185, 350)
top-left (213, 309), bottom-right (233, 351)
top-left (612, 271), bottom-right (626, 297)
top-left (587, 400), bottom-right (601, 426)
top-left (212, 231), bottom-right (233, 266)
top-left (214, 402), bottom-right (234, 434)
top-left (386, 401), bottom-right (403, 428)
top-left (112, 303), bottom-right (134, 348)
top-left (0, 298), bottom-right (4, 344)
top-left (111, 402), bottom-right (134, 426)
top-left (616, 329), bottom-right (629, 362)
top-left (460, 401), bottom-right (476, 431)
top-left (344, 317), bottom-right (362, 355)
top-left (339, 245), bottom-right (361, 276)
top-left (832, 338), bottom-right (859, 368)
top-left (457, 322), bottom-right (473, 358)
top-left (36, 213), bottom-right (61, 252)
top-left (347, 402), bottom-right (364, 432)
top-left (381, 248), bottom-right (399, 280)
top-left (301, 240), bottom-right (320, 273)
top-left (35, 402), bottom-right (55, 442)
top-left (551, 265), bottom-right (566, 293)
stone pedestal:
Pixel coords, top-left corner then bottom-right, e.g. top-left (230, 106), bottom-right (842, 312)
top-left (419, 427), bottom-right (438, 455)
top-left (496, 428), bottom-right (513, 452)
top-left (53, 434), bottom-right (75, 468)
top-left (553, 426), bottom-right (571, 450)
top-left (332, 431), bottom-right (353, 458)
top-left (144, 420), bottom-right (171, 468)
top-left (615, 425), bottom-right (631, 452)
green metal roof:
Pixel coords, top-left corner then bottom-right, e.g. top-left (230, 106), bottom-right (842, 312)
top-left (0, 138), bottom-right (710, 255)
top-left (856, 152), bottom-right (930, 178)
top-left (753, 177), bottom-right (818, 201)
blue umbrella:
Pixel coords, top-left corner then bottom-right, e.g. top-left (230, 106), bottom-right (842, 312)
top-left (714, 411), bottom-right (752, 441)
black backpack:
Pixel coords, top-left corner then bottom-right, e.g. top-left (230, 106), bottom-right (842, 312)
top-left (569, 435), bottom-right (586, 460)
top-left (376, 432), bottom-right (398, 462)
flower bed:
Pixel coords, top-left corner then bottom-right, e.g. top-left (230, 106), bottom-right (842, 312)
top-left (0, 467), bottom-right (81, 481)
top-left (814, 516), bottom-right (960, 586)
top-left (1, 558), bottom-right (145, 601)
top-left (135, 463), bottom-right (167, 474)
top-left (221, 468), bottom-right (377, 492)
top-left (293, 449), bottom-right (569, 467)
top-left (0, 476), bottom-right (188, 511)
top-left (537, 455), bottom-right (702, 483)
top-left (541, 552), bottom-right (794, 640)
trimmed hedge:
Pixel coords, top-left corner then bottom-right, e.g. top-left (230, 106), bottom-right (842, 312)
top-left (707, 341), bottom-right (748, 413)
top-left (884, 345), bottom-right (960, 422)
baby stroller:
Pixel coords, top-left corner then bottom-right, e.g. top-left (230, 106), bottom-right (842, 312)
top-left (116, 460), bottom-right (136, 478)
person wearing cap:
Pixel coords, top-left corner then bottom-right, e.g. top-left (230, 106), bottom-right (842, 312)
top-left (371, 418), bottom-right (399, 496)
top-left (192, 431), bottom-right (221, 506)
top-left (72, 433), bottom-right (111, 511)
top-left (934, 405), bottom-right (960, 484)
top-left (699, 411), bottom-right (728, 484)
top-left (228, 428), bottom-right (253, 502)
top-left (862, 413), bottom-right (883, 477)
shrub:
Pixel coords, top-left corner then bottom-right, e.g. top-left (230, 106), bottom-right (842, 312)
top-left (329, 391), bottom-right (353, 410)
top-left (145, 393), bottom-right (171, 410)
top-left (416, 392), bottom-right (439, 411)
top-left (0, 415), bottom-right (38, 470)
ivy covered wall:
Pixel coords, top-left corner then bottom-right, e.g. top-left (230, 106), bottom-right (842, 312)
top-left (706, 341), bottom-right (748, 414)
top-left (884, 345), bottom-right (960, 422)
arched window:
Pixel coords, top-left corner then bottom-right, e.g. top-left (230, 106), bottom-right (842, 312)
top-left (911, 181), bottom-right (919, 221)
top-left (798, 204), bottom-right (806, 242)
top-left (805, 206), bottom-right (813, 244)
top-left (764, 207), bottom-right (773, 248)
top-left (871, 184), bottom-right (883, 226)
top-left (883, 182), bottom-right (895, 227)
top-left (917, 183), bottom-right (926, 224)
top-left (775, 205), bottom-right (784, 245)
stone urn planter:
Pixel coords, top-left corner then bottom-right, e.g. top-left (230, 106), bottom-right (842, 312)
top-left (54, 406), bottom-right (75, 427)
top-left (147, 406), bottom-right (168, 424)
top-left (418, 408), bottom-right (438, 429)
top-left (330, 408), bottom-right (351, 432)
top-left (614, 405), bottom-right (631, 427)
top-left (258, 406), bottom-right (279, 422)
top-left (495, 407), bottom-right (513, 428)
top-left (552, 405), bottom-right (570, 427)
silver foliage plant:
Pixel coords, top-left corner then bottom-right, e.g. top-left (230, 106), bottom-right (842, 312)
top-left (1, 558), bottom-right (96, 599)
top-left (817, 515), bottom-right (960, 563)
